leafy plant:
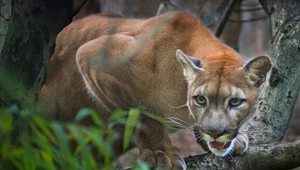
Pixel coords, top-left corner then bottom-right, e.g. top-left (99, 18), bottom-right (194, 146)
top-left (0, 106), bottom-right (157, 170)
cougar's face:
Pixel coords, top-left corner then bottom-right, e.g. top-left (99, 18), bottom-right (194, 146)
top-left (187, 72), bottom-right (258, 156)
top-left (176, 49), bottom-right (271, 156)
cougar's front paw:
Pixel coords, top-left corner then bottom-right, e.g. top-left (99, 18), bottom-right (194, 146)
top-left (233, 133), bottom-right (249, 155)
top-left (140, 149), bottom-right (186, 170)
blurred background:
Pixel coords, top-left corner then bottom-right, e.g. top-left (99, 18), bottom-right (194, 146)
top-left (73, 0), bottom-right (300, 160)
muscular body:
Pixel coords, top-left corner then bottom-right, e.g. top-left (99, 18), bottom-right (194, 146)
top-left (44, 11), bottom-right (271, 169)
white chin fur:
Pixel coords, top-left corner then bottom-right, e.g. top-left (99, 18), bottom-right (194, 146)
top-left (208, 138), bottom-right (237, 157)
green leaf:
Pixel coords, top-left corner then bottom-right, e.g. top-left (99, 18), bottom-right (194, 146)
top-left (133, 161), bottom-right (150, 170)
top-left (76, 108), bottom-right (105, 127)
top-left (123, 108), bottom-right (140, 151)
top-left (19, 141), bottom-right (43, 170)
top-left (89, 109), bottom-right (105, 127)
top-left (33, 116), bottom-right (55, 143)
top-left (83, 129), bottom-right (115, 167)
top-left (28, 122), bottom-right (56, 162)
top-left (75, 108), bottom-right (91, 121)
top-left (6, 148), bottom-right (25, 170)
top-left (0, 111), bottom-right (13, 134)
top-left (52, 122), bottom-right (71, 169)
top-left (40, 151), bottom-right (56, 170)
top-left (141, 111), bottom-right (173, 130)
top-left (107, 117), bottom-right (127, 130)
top-left (108, 109), bottom-right (127, 121)
top-left (68, 125), bottom-right (92, 170)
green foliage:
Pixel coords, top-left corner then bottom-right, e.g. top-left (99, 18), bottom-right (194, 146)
top-left (0, 107), bottom-right (157, 170)
top-left (123, 109), bottom-right (140, 151)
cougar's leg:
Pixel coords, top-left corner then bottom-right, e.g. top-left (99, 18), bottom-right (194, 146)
top-left (136, 116), bottom-right (187, 170)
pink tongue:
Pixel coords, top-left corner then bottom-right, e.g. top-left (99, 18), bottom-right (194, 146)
top-left (209, 141), bottom-right (226, 149)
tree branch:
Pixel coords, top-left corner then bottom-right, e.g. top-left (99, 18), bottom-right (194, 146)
top-left (232, 7), bottom-right (263, 12)
top-left (72, 0), bottom-right (88, 18)
top-left (200, 0), bottom-right (230, 27)
top-left (240, 2), bottom-right (260, 7)
top-left (257, 0), bottom-right (269, 15)
top-left (156, 1), bottom-right (180, 16)
top-left (185, 140), bottom-right (300, 170)
top-left (228, 16), bottom-right (267, 23)
top-left (214, 0), bottom-right (239, 37)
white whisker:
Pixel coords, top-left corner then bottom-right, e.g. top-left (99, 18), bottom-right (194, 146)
top-left (170, 104), bottom-right (187, 109)
top-left (166, 117), bottom-right (193, 130)
top-left (236, 140), bottom-right (242, 146)
top-left (228, 152), bottom-right (233, 159)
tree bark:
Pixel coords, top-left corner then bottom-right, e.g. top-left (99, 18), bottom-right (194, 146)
top-left (248, 0), bottom-right (300, 144)
top-left (184, 0), bottom-right (300, 169)
top-left (0, 0), bottom-right (73, 108)
top-left (185, 140), bottom-right (300, 170)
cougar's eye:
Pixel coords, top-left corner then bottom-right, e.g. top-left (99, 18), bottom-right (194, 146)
top-left (194, 95), bottom-right (206, 106)
top-left (229, 98), bottom-right (245, 107)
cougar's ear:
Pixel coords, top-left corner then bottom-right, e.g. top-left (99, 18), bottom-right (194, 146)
top-left (176, 49), bottom-right (201, 82)
top-left (243, 56), bottom-right (272, 86)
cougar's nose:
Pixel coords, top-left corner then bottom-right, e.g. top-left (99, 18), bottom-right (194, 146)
top-left (206, 130), bottom-right (225, 139)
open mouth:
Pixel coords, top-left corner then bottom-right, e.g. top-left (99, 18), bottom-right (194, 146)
top-left (209, 141), bottom-right (231, 150)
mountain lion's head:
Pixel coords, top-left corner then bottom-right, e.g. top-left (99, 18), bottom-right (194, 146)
top-left (176, 49), bottom-right (271, 156)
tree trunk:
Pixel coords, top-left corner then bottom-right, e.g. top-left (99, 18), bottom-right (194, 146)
top-left (249, 0), bottom-right (300, 144)
top-left (184, 0), bottom-right (300, 169)
top-left (0, 0), bottom-right (73, 108)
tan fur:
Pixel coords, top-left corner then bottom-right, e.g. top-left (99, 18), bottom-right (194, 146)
top-left (44, 11), bottom-right (271, 169)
